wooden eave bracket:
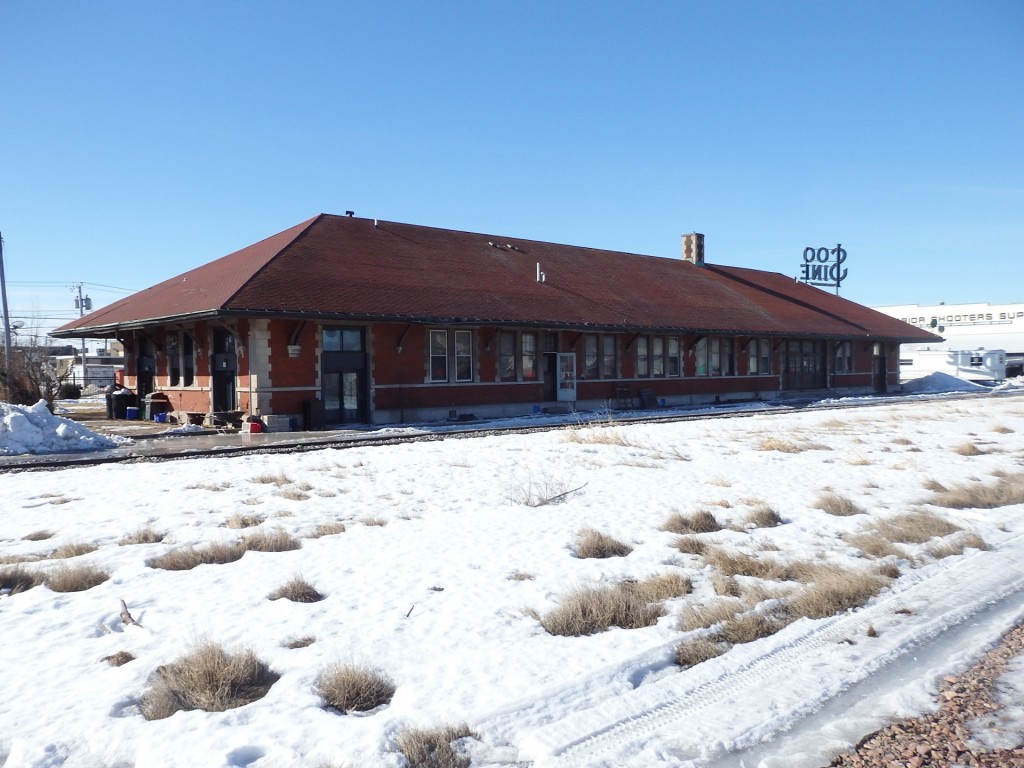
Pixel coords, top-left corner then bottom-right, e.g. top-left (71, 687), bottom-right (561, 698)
top-left (289, 321), bottom-right (307, 347)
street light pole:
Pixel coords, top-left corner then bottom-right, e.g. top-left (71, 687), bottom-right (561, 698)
top-left (0, 232), bottom-right (12, 398)
top-left (73, 283), bottom-right (91, 387)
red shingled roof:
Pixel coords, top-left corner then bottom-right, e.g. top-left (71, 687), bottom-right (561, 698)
top-left (53, 214), bottom-right (939, 342)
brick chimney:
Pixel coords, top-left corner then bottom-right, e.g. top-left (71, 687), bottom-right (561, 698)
top-left (682, 233), bottom-right (705, 265)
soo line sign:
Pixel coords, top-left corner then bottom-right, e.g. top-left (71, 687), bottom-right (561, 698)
top-left (799, 244), bottom-right (848, 294)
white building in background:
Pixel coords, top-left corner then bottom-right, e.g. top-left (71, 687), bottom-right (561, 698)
top-left (872, 302), bottom-right (1024, 379)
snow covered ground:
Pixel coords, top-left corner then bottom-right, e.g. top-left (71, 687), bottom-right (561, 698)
top-left (3, 381), bottom-right (1024, 767)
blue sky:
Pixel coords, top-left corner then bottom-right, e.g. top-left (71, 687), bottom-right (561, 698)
top-left (1, 1), bottom-right (1022, 339)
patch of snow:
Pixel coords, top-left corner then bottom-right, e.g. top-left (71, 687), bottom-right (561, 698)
top-left (0, 400), bottom-right (122, 455)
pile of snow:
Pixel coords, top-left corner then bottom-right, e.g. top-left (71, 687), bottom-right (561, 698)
top-left (994, 376), bottom-right (1024, 393)
top-left (0, 400), bottom-right (122, 455)
top-left (900, 371), bottom-right (991, 393)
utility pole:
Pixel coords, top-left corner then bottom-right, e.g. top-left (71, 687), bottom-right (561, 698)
top-left (0, 231), bottom-right (12, 398)
top-left (72, 283), bottom-right (92, 387)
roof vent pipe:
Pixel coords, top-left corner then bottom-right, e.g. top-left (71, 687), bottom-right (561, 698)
top-left (682, 233), bottom-right (705, 265)
top-left (536, 263), bottom-right (546, 283)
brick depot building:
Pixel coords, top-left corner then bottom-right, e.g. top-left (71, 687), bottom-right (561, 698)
top-left (53, 214), bottom-right (938, 427)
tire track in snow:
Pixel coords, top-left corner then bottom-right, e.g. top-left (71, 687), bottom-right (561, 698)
top-left (514, 533), bottom-right (1024, 767)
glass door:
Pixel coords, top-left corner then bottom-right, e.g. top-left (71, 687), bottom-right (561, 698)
top-left (557, 352), bottom-right (577, 402)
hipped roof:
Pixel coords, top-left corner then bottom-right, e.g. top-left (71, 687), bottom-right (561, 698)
top-left (53, 214), bottom-right (939, 343)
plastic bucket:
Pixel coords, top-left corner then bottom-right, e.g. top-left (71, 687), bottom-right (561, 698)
top-left (125, 406), bottom-right (139, 420)
top-left (154, 412), bottom-right (168, 423)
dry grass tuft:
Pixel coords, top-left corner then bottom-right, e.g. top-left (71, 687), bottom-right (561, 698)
top-left (574, 528), bottom-right (633, 559)
top-left (311, 521), bottom-right (346, 537)
top-left (51, 541), bottom-right (98, 559)
top-left (953, 442), bottom-right (986, 456)
top-left (624, 571), bottom-right (692, 602)
top-left (673, 535), bottom-right (708, 556)
top-left (269, 576), bottom-right (324, 603)
top-left (507, 570), bottom-right (535, 581)
top-left (395, 724), bottom-right (477, 768)
top-left (275, 487), bottom-right (312, 501)
top-left (922, 478), bottom-right (948, 492)
top-left (813, 492), bottom-right (866, 517)
top-left (874, 510), bottom-right (961, 544)
top-left (929, 473), bottom-right (1024, 509)
top-left (928, 532), bottom-right (988, 559)
top-left (119, 527), bottom-right (165, 545)
top-left (45, 563), bottom-right (109, 592)
top-left (702, 546), bottom-right (791, 581)
top-left (678, 598), bottom-right (744, 632)
top-left (140, 642), bottom-right (278, 720)
top-left (662, 510), bottom-right (722, 534)
top-left (242, 529), bottom-right (302, 553)
top-left (22, 529), bottom-right (55, 541)
top-left (992, 425), bottom-right (1015, 434)
top-left (147, 542), bottom-right (246, 570)
top-left (0, 565), bottom-right (44, 595)
top-left (360, 516), bottom-right (388, 527)
top-left (317, 664), bottom-right (395, 713)
top-left (103, 650), bottom-right (136, 666)
top-left (250, 472), bottom-right (293, 486)
top-left (541, 582), bottom-right (666, 636)
top-left (283, 636), bottom-right (315, 649)
top-left (844, 531), bottom-right (907, 560)
top-left (561, 425), bottom-right (641, 447)
top-left (223, 513), bottom-right (265, 529)
top-left (783, 566), bottom-right (888, 620)
top-left (744, 503), bottom-right (783, 529)
top-left (757, 436), bottom-right (830, 453)
top-left (713, 611), bottom-right (789, 645)
top-left (891, 437), bottom-right (914, 446)
top-left (675, 637), bottom-right (728, 668)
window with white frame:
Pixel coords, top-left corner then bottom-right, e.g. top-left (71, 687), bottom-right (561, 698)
top-left (667, 337), bottom-right (681, 376)
top-left (429, 329), bottom-right (474, 383)
top-left (834, 341), bottom-right (853, 374)
top-left (637, 335), bottom-right (680, 378)
top-left (165, 330), bottom-right (195, 387)
top-left (636, 337), bottom-right (649, 377)
top-left (697, 336), bottom-right (736, 376)
top-left (747, 338), bottom-right (771, 375)
top-left (499, 331), bottom-right (516, 381)
top-left (584, 334), bottom-right (617, 379)
top-left (429, 330), bottom-right (448, 382)
top-left (521, 332), bottom-right (538, 380)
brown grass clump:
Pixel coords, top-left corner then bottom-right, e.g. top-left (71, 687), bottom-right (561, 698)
top-left (395, 724), bottom-right (477, 768)
top-left (360, 516), bottom-right (388, 527)
top-left (929, 474), bottom-right (1024, 509)
top-left (103, 650), bottom-right (135, 666)
top-left (269, 576), bottom-right (324, 603)
top-left (678, 598), bottom-right (745, 632)
top-left (223, 513), bottom-right (265, 529)
top-left (574, 528), bottom-right (633, 559)
top-left (953, 442), bottom-right (986, 456)
top-left (662, 510), bottom-right (721, 534)
top-left (714, 611), bottom-right (789, 645)
top-left (119, 527), bottom-right (165, 545)
top-left (317, 663), bottom-right (395, 713)
top-left (875, 510), bottom-right (961, 544)
top-left (757, 436), bottom-right (804, 453)
top-left (541, 583), bottom-right (666, 636)
top-left (783, 566), bottom-right (888, 620)
top-left (311, 521), bottom-right (346, 537)
top-left (744, 503), bottom-right (783, 529)
top-left (140, 642), bottom-right (279, 720)
top-left (675, 637), bottom-right (728, 669)
top-left (928, 532), bottom-right (988, 559)
top-left (992, 425), bottom-right (1015, 434)
top-left (624, 572), bottom-right (692, 602)
top-left (242, 529), bottom-right (302, 553)
top-left (702, 546), bottom-right (791, 581)
top-left (673, 535), bottom-right (708, 556)
top-left (147, 542), bottom-right (245, 570)
top-left (22, 529), bottom-right (55, 541)
top-left (45, 563), bottom-right (109, 592)
top-left (0, 565), bottom-right (44, 595)
top-left (844, 531), bottom-right (907, 560)
top-left (275, 487), bottom-right (311, 501)
top-left (507, 570), bottom-right (535, 581)
top-left (813, 493), bottom-right (866, 517)
top-left (283, 636), bottom-right (315, 649)
top-left (51, 541), bottom-right (98, 559)
top-left (250, 472), bottom-right (293, 486)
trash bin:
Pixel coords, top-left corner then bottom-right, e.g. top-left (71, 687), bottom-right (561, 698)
top-left (112, 392), bottom-right (136, 420)
top-left (302, 398), bottom-right (326, 431)
top-left (144, 392), bottom-right (171, 421)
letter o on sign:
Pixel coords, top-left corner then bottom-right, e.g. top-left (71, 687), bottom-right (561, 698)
top-left (816, 247), bottom-right (830, 263)
top-left (803, 247), bottom-right (816, 263)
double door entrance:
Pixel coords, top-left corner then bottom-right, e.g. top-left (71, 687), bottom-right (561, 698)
top-left (321, 327), bottom-right (367, 424)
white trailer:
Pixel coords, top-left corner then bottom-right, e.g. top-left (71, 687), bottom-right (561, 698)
top-left (898, 348), bottom-right (1006, 385)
